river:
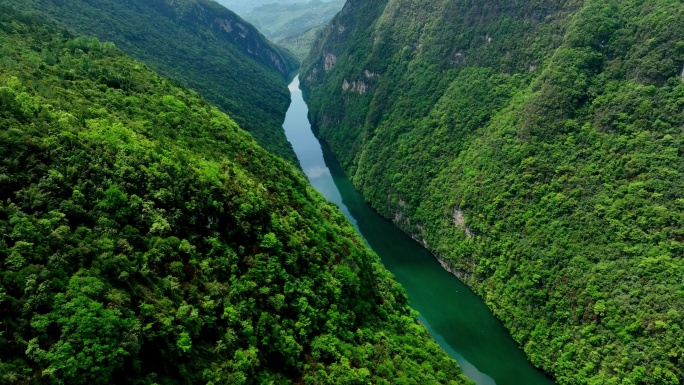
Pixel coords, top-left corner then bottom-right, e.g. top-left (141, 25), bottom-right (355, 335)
top-left (283, 77), bottom-right (555, 385)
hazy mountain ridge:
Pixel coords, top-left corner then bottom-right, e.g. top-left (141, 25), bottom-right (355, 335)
top-left (244, 0), bottom-right (345, 41)
top-left (230, 0), bottom-right (345, 62)
top-left (277, 25), bottom-right (327, 61)
top-left (215, 0), bottom-right (329, 15)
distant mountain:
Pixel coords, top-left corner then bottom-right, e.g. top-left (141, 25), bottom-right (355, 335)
top-left (215, 0), bottom-right (325, 15)
top-left (7, 0), bottom-right (300, 163)
top-left (277, 26), bottom-right (326, 62)
top-left (234, 0), bottom-right (344, 62)
top-left (245, 1), bottom-right (345, 42)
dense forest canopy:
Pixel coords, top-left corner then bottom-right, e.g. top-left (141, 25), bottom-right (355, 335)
top-left (303, 0), bottom-right (684, 384)
top-left (0, 5), bottom-right (471, 385)
top-left (5, 0), bottom-right (300, 163)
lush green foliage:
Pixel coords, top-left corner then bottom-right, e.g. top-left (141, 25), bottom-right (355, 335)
top-left (0, 7), bottom-right (471, 385)
top-left (5, 0), bottom-right (300, 163)
top-left (303, 0), bottom-right (684, 384)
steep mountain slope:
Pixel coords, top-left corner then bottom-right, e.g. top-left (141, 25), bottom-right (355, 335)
top-left (302, 0), bottom-right (684, 384)
top-left (0, 6), bottom-right (471, 385)
top-left (6, 0), bottom-right (300, 163)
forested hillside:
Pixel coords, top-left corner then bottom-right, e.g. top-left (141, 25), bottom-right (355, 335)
top-left (5, 0), bottom-right (300, 162)
top-left (0, 6), bottom-right (471, 385)
top-left (302, 0), bottom-right (684, 384)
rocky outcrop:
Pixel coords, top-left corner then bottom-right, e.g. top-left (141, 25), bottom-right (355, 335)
top-left (342, 78), bottom-right (369, 94)
top-left (324, 53), bottom-right (337, 72)
top-left (452, 208), bottom-right (473, 238)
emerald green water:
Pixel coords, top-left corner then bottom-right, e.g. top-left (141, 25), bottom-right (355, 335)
top-left (284, 77), bottom-right (555, 385)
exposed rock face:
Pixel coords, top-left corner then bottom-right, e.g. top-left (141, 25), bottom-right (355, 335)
top-left (342, 78), bottom-right (369, 94)
top-left (216, 17), bottom-right (233, 32)
top-left (324, 53), bottom-right (337, 72)
top-left (452, 208), bottom-right (473, 238)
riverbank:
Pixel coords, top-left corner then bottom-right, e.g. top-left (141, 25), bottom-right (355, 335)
top-left (283, 77), bottom-right (556, 385)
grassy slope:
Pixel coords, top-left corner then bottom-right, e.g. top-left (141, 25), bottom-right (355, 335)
top-left (302, 0), bottom-right (684, 384)
top-left (6, 0), bottom-right (300, 163)
top-left (0, 6), bottom-right (471, 385)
